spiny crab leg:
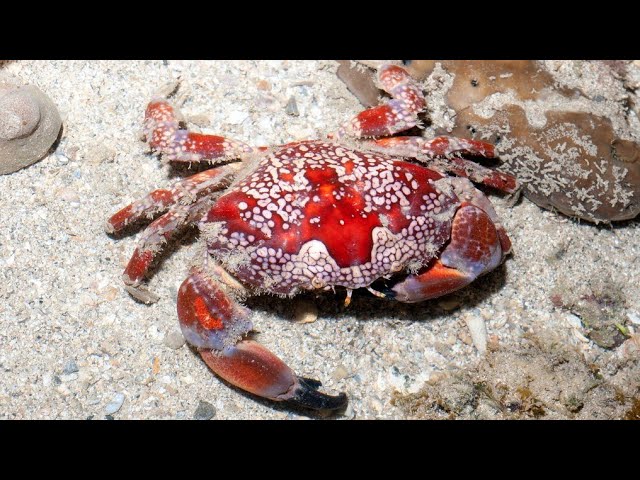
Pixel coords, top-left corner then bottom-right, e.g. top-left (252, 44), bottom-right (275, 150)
top-left (363, 136), bottom-right (518, 193)
top-left (333, 64), bottom-right (426, 139)
top-left (106, 163), bottom-right (242, 234)
top-left (144, 99), bottom-right (255, 163)
top-left (332, 63), bottom-right (518, 194)
top-left (179, 265), bottom-right (347, 411)
top-left (119, 196), bottom-right (218, 304)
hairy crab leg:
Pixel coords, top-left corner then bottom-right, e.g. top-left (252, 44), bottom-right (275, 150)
top-left (362, 136), bottom-right (518, 193)
top-left (390, 178), bottom-right (512, 303)
top-left (332, 63), bottom-right (518, 193)
top-left (179, 266), bottom-right (347, 411)
top-left (120, 195), bottom-right (221, 304)
top-left (144, 99), bottom-right (255, 163)
top-left (334, 64), bottom-right (426, 138)
top-left (106, 163), bottom-right (242, 234)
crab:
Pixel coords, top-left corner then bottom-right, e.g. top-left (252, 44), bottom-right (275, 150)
top-left (106, 64), bottom-right (517, 412)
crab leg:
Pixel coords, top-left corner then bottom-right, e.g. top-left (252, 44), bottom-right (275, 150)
top-left (362, 136), bottom-right (518, 194)
top-left (119, 195), bottom-right (220, 304)
top-left (335, 64), bottom-right (426, 138)
top-left (106, 163), bottom-right (241, 234)
top-left (144, 99), bottom-right (255, 163)
top-left (179, 265), bottom-right (347, 411)
top-left (390, 178), bottom-right (512, 303)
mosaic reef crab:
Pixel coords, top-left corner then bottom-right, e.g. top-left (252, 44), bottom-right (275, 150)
top-left (106, 64), bottom-right (517, 411)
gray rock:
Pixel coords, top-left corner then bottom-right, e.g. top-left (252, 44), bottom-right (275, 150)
top-left (193, 400), bottom-right (216, 420)
top-left (63, 359), bottom-right (79, 375)
top-left (104, 393), bottom-right (125, 415)
top-left (285, 96), bottom-right (299, 116)
top-left (163, 330), bottom-right (186, 350)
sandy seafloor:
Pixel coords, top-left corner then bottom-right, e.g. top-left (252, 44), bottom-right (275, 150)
top-left (0, 60), bottom-right (638, 420)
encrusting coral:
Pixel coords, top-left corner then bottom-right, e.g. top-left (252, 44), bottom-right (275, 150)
top-left (338, 60), bottom-right (640, 223)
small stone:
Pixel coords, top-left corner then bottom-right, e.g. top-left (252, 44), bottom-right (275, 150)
top-left (342, 402), bottom-right (355, 420)
top-left (193, 400), bottom-right (216, 420)
top-left (458, 330), bottom-right (473, 346)
top-left (86, 144), bottom-right (116, 165)
top-left (188, 114), bottom-right (211, 127)
top-left (63, 359), bottom-right (79, 375)
top-left (100, 286), bottom-right (119, 302)
top-left (152, 357), bottom-right (160, 375)
top-left (445, 334), bottom-right (457, 346)
top-left (104, 393), bottom-right (125, 415)
top-left (628, 311), bottom-right (640, 325)
top-left (163, 330), bottom-right (186, 349)
top-left (285, 96), bottom-right (299, 116)
top-left (331, 365), bottom-right (349, 381)
top-left (465, 314), bottom-right (488, 355)
top-left (293, 299), bottom-right (318, 324)
top-left (487, 334), bottom-right (501, 352)
top-left (256, 79), bottom-right (271, 91)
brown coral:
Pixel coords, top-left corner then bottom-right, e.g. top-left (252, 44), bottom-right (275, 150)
top-left (338, 60), bottom-right (640, 223)
top-left (0, 79), bottom-right (62, 175)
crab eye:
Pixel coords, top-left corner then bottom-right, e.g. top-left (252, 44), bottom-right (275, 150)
top-left (401, 60), bottom-right (412, 66)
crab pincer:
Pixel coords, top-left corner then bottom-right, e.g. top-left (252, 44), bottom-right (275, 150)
top-left (178, 267), bottom-right (347, 411)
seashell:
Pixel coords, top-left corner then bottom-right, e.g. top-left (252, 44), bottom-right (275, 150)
top-left (0, 80), bottom-right (62, 175)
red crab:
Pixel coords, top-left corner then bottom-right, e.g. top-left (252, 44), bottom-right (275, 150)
top-left (107, 64), bottom-right (517, 411)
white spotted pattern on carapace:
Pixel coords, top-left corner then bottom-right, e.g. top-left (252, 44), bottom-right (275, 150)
top-left (203, 140), bottom-right (460, 295)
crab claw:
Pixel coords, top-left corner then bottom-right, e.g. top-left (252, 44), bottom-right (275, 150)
top-left (288, 377), bottom-right (348, 411)
top-left (199, 341), bottom-right (347, 412)
top-left (180, 269), bottom-right (346, 412)
top-left (391, 202), bottom-right (510, 303)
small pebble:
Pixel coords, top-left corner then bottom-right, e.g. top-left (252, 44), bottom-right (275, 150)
top-left (193, 400), bottom-right (216, 420)
top-left (104, 393), bottom-right (125, 415)
top-left (293, 300), bottom-right (318, 324)
top-left (566, 313), bottom-right (583, 329)
top-left (627, 311), bottom-right (640, 325)
top-left (464, 314), bottom-right (487, 354)
top-left (285, 96), bottom-right (299, 116)
top-left (256, 79), bottom-right (271, 91)
top-left (342, 402), bottom-right (355, 420)
top-left (331, 365), bottom-right (349, 381)
top-left (163, 330), bottom-right (186, 349)
top-left (63, 360), bottom-right (79, 375)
